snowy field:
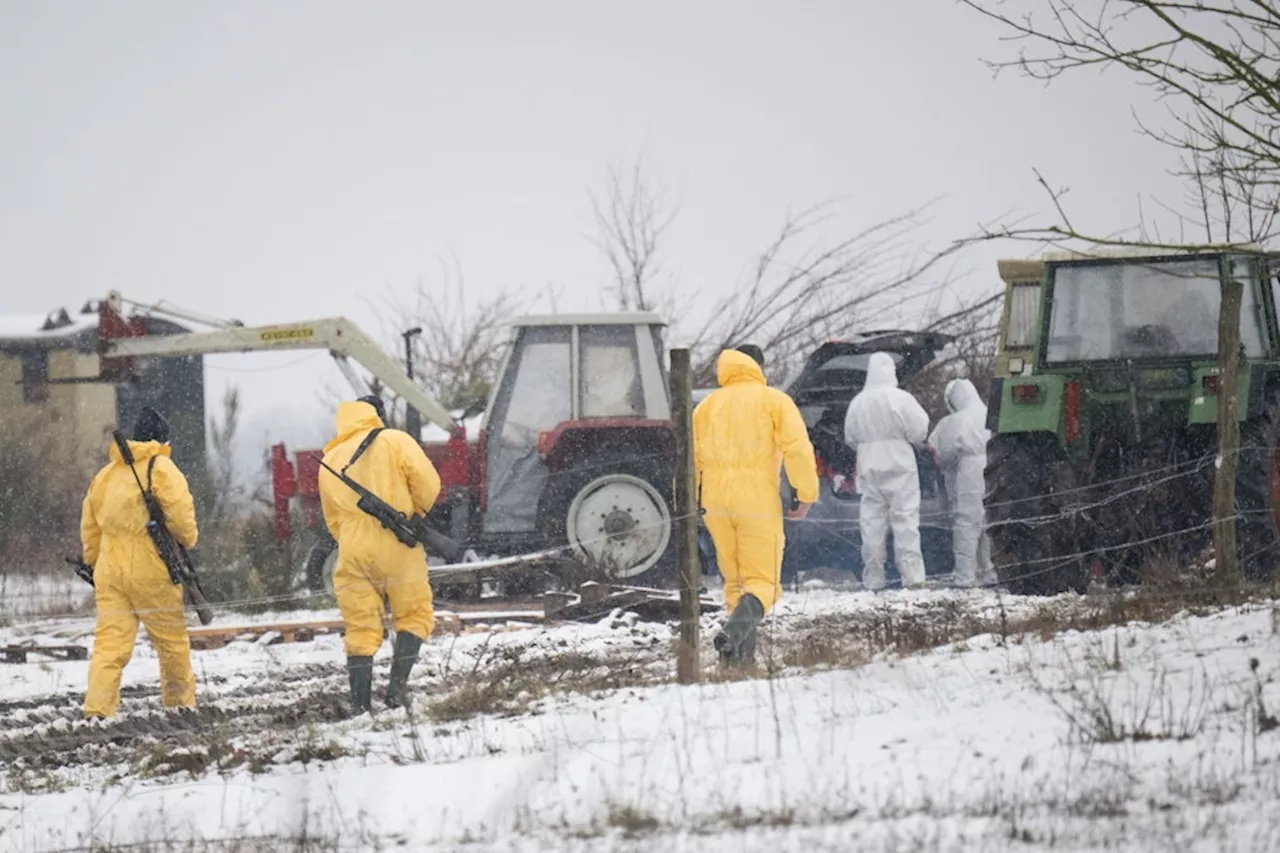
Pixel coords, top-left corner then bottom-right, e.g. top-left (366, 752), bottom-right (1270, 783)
top-left (0, 570), bottom-right (94, 622)
top-left (0, 585), bottom-right (1277, 852)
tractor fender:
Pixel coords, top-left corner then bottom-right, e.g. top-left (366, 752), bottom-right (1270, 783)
top-left (537, 419), bottom-right (675, 472)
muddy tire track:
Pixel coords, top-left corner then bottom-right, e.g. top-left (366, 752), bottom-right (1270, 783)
top-left (0, 664), bottom-right (355, 768)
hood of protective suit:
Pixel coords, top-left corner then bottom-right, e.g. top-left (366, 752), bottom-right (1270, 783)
top-left (945, 379), bottom-right (983, 413)
top-left (717, 349), bottom-right (767, 387)
top-left (326, 401), bottom-right (386, 453)
top-left (863, 352), bottom-right (899, 389)
top-left (107, 439), bottom-right (171, 465)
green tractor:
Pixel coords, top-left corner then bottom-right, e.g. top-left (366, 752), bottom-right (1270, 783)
top-left (984, 248), bottom-right (1280, 594)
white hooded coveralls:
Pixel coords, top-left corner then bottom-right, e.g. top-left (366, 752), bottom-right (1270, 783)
top-left (928, 379), bottom-right (997, 587)
top-left (843, 352), bottom-right (930, 589)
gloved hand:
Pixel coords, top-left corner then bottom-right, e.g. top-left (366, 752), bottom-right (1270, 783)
top-left (461, 548), bottom-right (482, 564)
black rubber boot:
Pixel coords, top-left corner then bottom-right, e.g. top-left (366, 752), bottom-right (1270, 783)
top-left (347, 655), bottom-right (374, 715)
top-left (385, 631), bottom-right (424, 710)
top-left (714, 594), bottom-right (765, 667)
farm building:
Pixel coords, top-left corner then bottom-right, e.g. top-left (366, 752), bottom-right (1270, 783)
top-left (0, 301), bottom-right (207, 486)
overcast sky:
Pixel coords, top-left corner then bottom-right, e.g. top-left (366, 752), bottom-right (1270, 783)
top-left (1, 1), bottom-right (1187, 470)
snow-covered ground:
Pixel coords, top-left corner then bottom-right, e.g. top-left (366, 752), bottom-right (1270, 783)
top-left (0, 587), bottom-right (1277, 852)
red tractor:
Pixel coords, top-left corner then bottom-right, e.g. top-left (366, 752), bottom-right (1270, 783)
top-left (262, 314), bottom-right (679, 591)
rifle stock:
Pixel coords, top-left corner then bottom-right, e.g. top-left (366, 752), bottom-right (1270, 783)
top-left (65, 556), bottom-right (95, 587)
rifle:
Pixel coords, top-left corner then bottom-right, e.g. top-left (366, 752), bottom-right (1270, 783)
top-left (66, 556), bottom-right (95, 587)
top-left (112, 431), bottom-right (215, 626)
top-left (317, 457), bottom-right (467, 564)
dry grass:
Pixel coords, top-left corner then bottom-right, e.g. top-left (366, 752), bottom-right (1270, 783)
top-left (770, 577), bottom-right (1280, 676)
top-left (427, 646), bottom-right (660, 723)
top-left (136, 726), bottom-right (349, 780)
top-left (605, 803), bottom-right (661, 838)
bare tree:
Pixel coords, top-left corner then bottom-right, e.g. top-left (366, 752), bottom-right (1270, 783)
top-left (911, 291), bottom-right (1004, 417)
top-left (204, 386), bottom-right (243, 528)
top-left (589, 160), bottom-right (994, 386)
top-left (589, 159), bottom-right (681, 314)
top-left (960, 0), bottom-right (1280, 247)
top-left (380, 253), bottom-right (522, 423)
top-left (685, 202), bottom-right (979, 384)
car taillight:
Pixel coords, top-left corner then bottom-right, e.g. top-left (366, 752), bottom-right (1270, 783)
top-left (1203, 375), bottom-right (1221, 393)
top-left (1011, 384), bottom-right (1041, 404)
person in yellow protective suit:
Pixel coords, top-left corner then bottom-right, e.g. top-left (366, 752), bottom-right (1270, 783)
top-left (82, 407), bottom-right (198, 718)
top-left (319, 395), bottom-right (442, 714)
top-left (693, 346), bottom-right (819, 666)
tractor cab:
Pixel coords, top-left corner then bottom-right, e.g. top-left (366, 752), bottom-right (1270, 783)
top-left (993, 258), bottom-right (1044, 379)
top-left (986, 249), bottom-right (1280, 593)
top-left (478, 313), bottom-right (676, 581)
top-left (992, 250), bottom-right (1277, 444)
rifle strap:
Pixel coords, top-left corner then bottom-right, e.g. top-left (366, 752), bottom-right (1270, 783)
top-left (342, 428), bottom-right (385, 475)
top-left (146, 456), bottom-right (157, 495)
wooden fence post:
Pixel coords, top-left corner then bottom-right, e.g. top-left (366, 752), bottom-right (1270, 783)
top-left (1212, 266), bottom-right (1243, 583)
top-left (670, 348), bottom-right (701, 684)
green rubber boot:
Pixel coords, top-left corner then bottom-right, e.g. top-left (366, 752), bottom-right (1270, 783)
top-left (385, 631), bottom-right (424, 710)
top-left (713, 594), bottom-right (764, 667)
top-left (347, 655), bottom-right (374, 715)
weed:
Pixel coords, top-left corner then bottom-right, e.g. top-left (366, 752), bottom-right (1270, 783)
top-left (605, 803), bottom-right (660, 837)
top-left (1047, 666), bottom-right (1212, 745)
top-left (426, 646), bottom-right (655, 723)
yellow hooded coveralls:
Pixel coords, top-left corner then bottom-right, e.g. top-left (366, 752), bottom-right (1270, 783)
top-left (693, 350), bottom-right (820, 614)
top-left (81, 440), bottom-right (198, 718)
top-left (319, 401), bottom-right (442, 655)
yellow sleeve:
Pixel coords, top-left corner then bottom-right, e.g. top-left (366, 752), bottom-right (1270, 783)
top-left (692, 398), bottom-right (708, 497)
top-left (773, 391), bottom-right (820, 504)
top-left (80, 475), bottom-right (102, 566)
top-left (396, 432), bottom-right (442, 515)
top-left (154, 457), bottom-right (199, 549)
top-left (318, 458), bottom-right (343, 543)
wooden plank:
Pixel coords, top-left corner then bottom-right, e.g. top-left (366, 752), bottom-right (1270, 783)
top-left (0, 645), bottom-right (90, 664)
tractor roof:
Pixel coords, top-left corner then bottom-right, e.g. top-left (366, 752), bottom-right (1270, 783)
top-left (998, 245), bottom-right (1271, 286)
top-left (512, 312), bottom-right (666, 328)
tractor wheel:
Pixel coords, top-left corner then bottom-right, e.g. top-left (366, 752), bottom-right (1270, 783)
top-left (545, 451), bottom-right (675, 587)
top-left (301, 531), bottom-right (337, 596)
top-left (1235, 401), bottom-right (1280, 581)
top-left (985, 434), bottom-right (1089, 595)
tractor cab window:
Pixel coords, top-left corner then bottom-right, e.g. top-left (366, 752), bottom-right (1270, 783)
top-left (580, 325), bottom-right (643, 418)
top-left (497, 326), bottom-right (572, 443)
top-left (1006, 283), bottom-right (1040, 349)
top-left (1045, 257), bottom-right (1264, 363)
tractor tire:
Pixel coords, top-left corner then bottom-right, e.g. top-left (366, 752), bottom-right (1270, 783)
top-left (543, 450), bottom-right (676, 587)
top-left (301, 530), bottom-right (337, 596)
top-left (1234, 401), bottom-right (1280, 581)
top-left (985, 434), bottom-right (1089, 595)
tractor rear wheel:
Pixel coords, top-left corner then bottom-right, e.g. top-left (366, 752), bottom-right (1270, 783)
top-left (544, 451), bottom-right (675, 587)
top-left (301, 530), bottom-right (337, 596)
top-left (1234, 402), bottom-right (1280, 581)
top-left (984, 434), bottom-right (1089, 595)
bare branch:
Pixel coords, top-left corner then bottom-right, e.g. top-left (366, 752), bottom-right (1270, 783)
top-left (960, 0), bottom-right (1280, 244)
top-left (377, 254), bottom-right (523, 421)
top-left (589, 159), bottom-right (681, 313)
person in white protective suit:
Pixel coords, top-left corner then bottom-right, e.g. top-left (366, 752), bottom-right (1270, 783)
top-left (928, 379), bottom-right (998, 588)
top-left (844, 352), bottom-right (931, 590)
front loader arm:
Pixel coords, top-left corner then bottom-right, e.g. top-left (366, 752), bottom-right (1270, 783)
top-left (102, 317), bottom-right (457, 432)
